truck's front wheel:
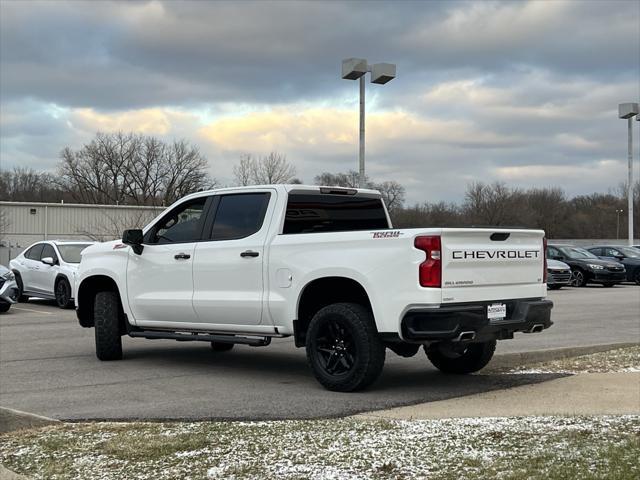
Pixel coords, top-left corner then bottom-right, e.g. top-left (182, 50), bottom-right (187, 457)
top-left (306, 303), bottom-right (385, 392)
top-left (425, 340), bottom-right (496, 374)
top-left (94, 291), bottom-right (123, 361)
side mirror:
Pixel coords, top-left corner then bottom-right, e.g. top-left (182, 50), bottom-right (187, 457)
top-left (615, 255), bottom-right (625, 261)
top-left (123, 229), bottom-right (144, 255)
top-left (41, 257), bottom-right (56, 266)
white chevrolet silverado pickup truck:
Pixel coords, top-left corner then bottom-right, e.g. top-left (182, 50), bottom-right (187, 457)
top-left (75, 184), bottom-right (553, 391)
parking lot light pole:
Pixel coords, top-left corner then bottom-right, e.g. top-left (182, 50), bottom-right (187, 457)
top-left (619, 103), bottom-right (639, 246)
top-left (616, 209), bottom-right (624, 239)
top-left (342, 58), bottom-right (396, 188)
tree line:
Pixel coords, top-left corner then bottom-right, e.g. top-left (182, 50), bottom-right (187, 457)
top-left (1, 131), bottom-right (638, 239)
top-left (394, 181), bottom-right (639, 239)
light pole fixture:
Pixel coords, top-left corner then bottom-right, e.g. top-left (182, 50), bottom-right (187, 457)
top-left (342, 58), bottom-right (396, 187)
top-left (616, 209), bottom-right (624, 239)
top-left (619, 102), bottom-right (638, 246)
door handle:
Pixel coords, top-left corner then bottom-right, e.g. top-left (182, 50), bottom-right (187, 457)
top-left (174, 253), bottom-right (191, 260)
top-left (240, 250), bottom-right (259, 258)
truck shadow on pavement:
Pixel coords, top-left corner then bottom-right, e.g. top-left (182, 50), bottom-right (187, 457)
top-left (101, 342), bottom-right (567, 421)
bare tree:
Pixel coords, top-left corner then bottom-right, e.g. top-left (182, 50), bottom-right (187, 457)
top-left (233, 152), bottom-right (297, 185)
top-left (0, 167), bottom-right (67, 202)
top-left (233, 155), bottom-right (257, 186)
top-left (314, 170), bottom-right (405, 215)
top-left (314, 170), bottom-right (365, 188)
top-left (376, 180), bottom-right (406, 216)
top-left (58, 132), bottom-right (215, 206)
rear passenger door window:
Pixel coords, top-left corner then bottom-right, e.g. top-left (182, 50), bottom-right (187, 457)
top-left (210, 193), bottom-right (271, 240)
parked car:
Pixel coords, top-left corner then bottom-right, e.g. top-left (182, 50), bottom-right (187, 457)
top-left (547, 244), bottom-right (626, 287)
top-left (0, 265), bottom-right (19, 312)
top-left (546, 259), bottom-right (572, 290)
top-left (10, 241), bottom-right (95, 308)
top-left (75, 184), bottom-right (552, 392)
top-left (586, 245), bottom-right (640, 285)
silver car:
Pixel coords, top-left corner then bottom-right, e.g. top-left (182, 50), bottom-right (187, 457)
top-left (0, 265), bottom-right (19, 312)
top-left (547, 259), bottom-right (571, 290)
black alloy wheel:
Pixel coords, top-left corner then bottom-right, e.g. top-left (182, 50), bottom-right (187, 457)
top-left (55, 278), bottom-right (73, 308)
top-left (313, 318), bottom-right (357, 376)
top-left (14, 273), bottom-right (29, 302)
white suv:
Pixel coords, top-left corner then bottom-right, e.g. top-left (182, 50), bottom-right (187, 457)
top-left (10, 241), bottom-right (95, 308)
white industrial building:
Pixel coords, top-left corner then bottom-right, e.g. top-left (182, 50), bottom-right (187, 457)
top-left (0, 201), bottom-right (163, 264)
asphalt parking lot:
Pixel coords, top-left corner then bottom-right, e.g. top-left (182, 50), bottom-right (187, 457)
top-left (1, 285), bottom-right (638, 421)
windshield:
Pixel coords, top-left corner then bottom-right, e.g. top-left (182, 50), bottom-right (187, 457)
top-left (560, 247), bottom-right (598, 259)
top-left (56, 244), bottom-right (92, 263)
top-left (618, 247), bottom-right (640, 258)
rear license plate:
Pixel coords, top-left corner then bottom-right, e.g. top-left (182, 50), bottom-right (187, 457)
top-left (487, 303), bottom-right (507, 320)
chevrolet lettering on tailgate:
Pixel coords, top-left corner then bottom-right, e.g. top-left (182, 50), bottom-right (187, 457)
top-left (452, 249), bottom-right (540, 260)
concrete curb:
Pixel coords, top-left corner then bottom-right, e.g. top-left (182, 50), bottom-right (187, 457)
top-left (0, 407), bottom-right (59, 435)
top-left (488, 342), bottom-right (638, 371)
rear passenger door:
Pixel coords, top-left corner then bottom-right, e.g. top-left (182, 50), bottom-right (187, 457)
top-left (192, 190), bottom-right (275, 326)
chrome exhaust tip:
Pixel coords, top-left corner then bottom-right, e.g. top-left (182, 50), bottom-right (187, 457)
top-left (524, 324), bottom-right (544, 334)
top-left (454, 331), bottom-right (476, 342)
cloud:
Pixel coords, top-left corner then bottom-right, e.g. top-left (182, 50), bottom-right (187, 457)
top-left (1, 0), bottom-right (638, 204)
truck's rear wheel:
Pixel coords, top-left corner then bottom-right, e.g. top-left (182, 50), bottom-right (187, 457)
top-left (305, 302), bottom-right (385, 392)
top-left (94, 291), bottom-right (123, 361)
top-left (425, 340), bottom-right (496, 374)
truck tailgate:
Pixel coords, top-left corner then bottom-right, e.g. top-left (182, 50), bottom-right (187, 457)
top-left (440, 228), bottom-right (545, 303)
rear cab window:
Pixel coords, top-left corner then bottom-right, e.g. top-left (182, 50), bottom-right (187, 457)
top-left (283, 191), bottom-right (389, 234)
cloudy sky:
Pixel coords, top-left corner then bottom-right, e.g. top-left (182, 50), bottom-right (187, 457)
top-left (1, 0), bottom-right (639, 204)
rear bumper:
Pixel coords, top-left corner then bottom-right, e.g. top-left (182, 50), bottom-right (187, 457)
top-left (401, 298), bottom-right (553, 342)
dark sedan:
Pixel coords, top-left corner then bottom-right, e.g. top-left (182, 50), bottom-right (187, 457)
top-left (586, 245), bottom-right (640, 285)
top-left (547, 244), bottom-right (626, 287)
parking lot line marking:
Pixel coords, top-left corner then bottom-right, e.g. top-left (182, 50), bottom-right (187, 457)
top-left (12, 307), bottom-right (54, 315)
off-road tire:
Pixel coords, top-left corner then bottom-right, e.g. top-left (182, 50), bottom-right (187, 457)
top-left (94, 290), bottom-right (123, 361)
top-left (211, 341), bottom-right (234, 352)
top-left (13, 273), bottom-right (29, 302)
top-left (306, 302), bottom-right (385, 392)
top-left (425, 340), bottom-right (496, 374)
top-left (55, 277), bottom-right (73, 309)
top-left (0, 303), bottom-right (10, 313)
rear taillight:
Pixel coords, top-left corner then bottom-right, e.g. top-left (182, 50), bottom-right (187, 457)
top-left (415, 235), bottom-right (441, 288)
top-left (543, 237), bottom-right (548, 283)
